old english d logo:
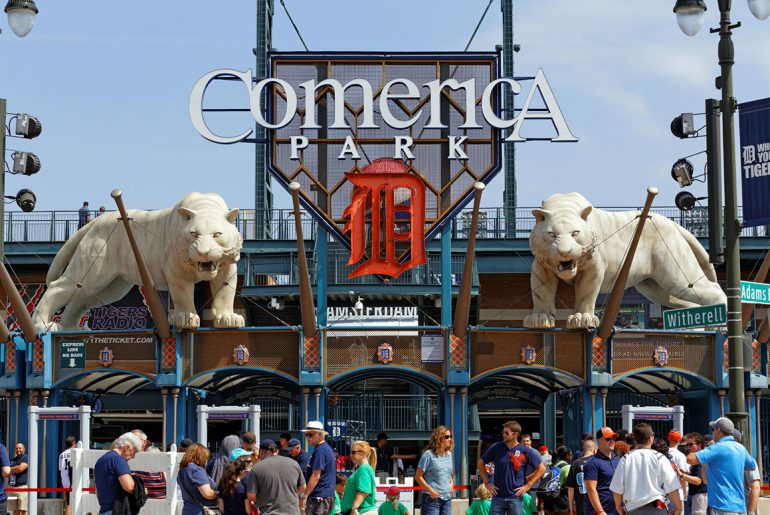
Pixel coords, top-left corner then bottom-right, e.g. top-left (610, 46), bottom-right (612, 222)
top-left (343, 160), bottom-right (426, 278)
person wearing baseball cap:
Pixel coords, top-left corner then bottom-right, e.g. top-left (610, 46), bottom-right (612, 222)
top-left (301, 421), bottom-right (336, 515)
top-left (583, 427), bottom-right (620, 515)
top-left (287, 437), bottom-right (311, 481)
top-left (247, 438), bottom-right (307, 514)
top-left (686, 417), bottom-right (757, 514)
top-left (666, 430), bottom-right (689, 509)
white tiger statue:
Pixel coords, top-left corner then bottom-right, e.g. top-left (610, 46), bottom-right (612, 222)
top-left (523, 192), bottom-right (726, 329)
top-left (33, 192), bottom-right (245, 331)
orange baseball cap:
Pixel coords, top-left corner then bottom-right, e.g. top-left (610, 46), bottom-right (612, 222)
top-left (596, 427), bottom-right (619, 440)
top-left (668, 430), bottom-right (682, 442)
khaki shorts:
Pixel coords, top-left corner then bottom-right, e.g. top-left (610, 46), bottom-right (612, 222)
top-left (15, 490), bottom-right (28, 511)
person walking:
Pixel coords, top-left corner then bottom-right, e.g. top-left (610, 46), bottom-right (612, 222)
top-left (680, 434), bottom-right (705, 515)
top-left (178, 443), bottom-right (219, 515)
top-left (247, 439), bottom-right (306, 515)
top-left (583, 427), bottom-right (620, 515)
top-left (477, 420), bottom-right (545, 515)
top-left (340, 440), bottom-right (378, 515)
top-left (302, 421), bottom-right (336, 515)
top-left (217, 459), bottom-right (250, 515)
top-left (59, 435), bottom-right (77, 515)
top-left (609, 423), bottom-right (681, 515)
top-left (10, 442), bottom-right (29, 515)
top-left (93, 432), bottom-right (142, 515)
top-left (566, 439), bottom-right (596, 515)
top-left (414, 425), bottom-right (455, 515)
top-left (728, 430), bottom-right (760, 515)
top-left (685, 417), bottom-right (756, 515)
top-left (78, 201), bottom-right (91, 229)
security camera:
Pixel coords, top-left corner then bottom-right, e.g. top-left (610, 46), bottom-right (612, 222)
top-left (513, 44), bottom-right (521, 52)
top-left (15, 189), bottom-right (36, 212)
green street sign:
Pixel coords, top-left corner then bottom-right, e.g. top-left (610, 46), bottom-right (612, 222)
top-left (663, 303), bottom-right (726, 330)
top-left (60, 340), bottom-right (85, 369)
top-left (740, 281), bottom-right (770, 304)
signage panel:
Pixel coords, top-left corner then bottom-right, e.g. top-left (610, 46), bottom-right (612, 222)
top-left (60, 340), bottom-right (85, 369)
top-left (739, 97), bottom-right (770, 227)
top-left (740, 280), bottom-right (770, 304)
top-left (662, 304), bottom-right (726, 329)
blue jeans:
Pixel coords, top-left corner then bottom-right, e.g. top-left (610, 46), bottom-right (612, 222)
top-left (421, 493), bottom-right (452, 515)
top-left (490, 496), bottom-right (524, 515)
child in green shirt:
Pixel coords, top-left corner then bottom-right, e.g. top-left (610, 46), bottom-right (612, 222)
top-left (466, 484), bottom-right (491, 515)
top-left (378, 485), bottom-right (409, 515)
top-left (332, 473), bottom-right (347, 515)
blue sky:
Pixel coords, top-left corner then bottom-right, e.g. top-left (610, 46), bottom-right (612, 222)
top-left (2, 1), bottom-right (770, 212)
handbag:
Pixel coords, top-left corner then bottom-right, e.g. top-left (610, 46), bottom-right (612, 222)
top-left (179, 466), bottom-right (220, 515)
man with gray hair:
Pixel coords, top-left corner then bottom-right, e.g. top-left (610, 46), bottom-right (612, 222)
top-left (94, 432), bottom-right (142, 515)
top-left (130, 429), bottom-right (150, 451)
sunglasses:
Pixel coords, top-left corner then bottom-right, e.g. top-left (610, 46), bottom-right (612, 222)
top-left (443, 435), bottom-right (453, 440)
top-left (351, 450), bottom-right (365, 455)
top-left (686, 443), bottom-right (698, 447)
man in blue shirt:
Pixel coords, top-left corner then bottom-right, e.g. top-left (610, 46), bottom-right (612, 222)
top-left (94, 432), bottom-right (141, 515)
top-left (301, 421), bottom-right (336, 515)
top-left (10, 442), bottom-right (29, 515)
top-left (0, 442), bottom-right (12, 515)
top-left (477, 421), bottom-right (545, 515)
top-left (686, 417), bottom-right (756, 515)
top-left (584, 427), bottom-right (620, 515)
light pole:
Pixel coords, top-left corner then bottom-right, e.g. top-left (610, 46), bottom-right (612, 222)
top-left (672, 0), bottom-right (770, 445)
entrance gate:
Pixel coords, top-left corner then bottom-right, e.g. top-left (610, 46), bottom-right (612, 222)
top-left (27, 405), bottom-right (92, 515)
top-left (621, 405), bottom-right (683, 435)
top-left (196, 405), bottom-right (261, 448)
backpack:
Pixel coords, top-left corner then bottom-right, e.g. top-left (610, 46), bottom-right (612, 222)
top-left (538, 462), bottom-right (565, 500)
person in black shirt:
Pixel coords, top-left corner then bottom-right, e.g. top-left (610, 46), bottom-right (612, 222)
top-left (681, 433), bottom-right (706, 515)
top-left (373, 432), bottom-right (416, 482)
top-left (566, 439), bottom-right (596, 515)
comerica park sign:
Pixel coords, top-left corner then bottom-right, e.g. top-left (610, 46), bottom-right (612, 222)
top-left (190, 52), bottom-right (576, 278)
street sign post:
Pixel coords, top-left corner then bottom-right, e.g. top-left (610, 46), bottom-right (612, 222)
top-left (663, 303), bottom-right (727, 330)
top-left (740, 280), bottom-right (770, 304)
top-left (60, 340), bottom-right (85, 369)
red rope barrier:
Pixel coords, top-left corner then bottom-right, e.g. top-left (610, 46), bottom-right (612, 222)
top-left (375, 485), bottom-right (470, 491)
top-left (6, 487), bottom-right (95, 493)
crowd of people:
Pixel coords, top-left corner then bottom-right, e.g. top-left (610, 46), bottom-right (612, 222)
top-left (34, 416), bottom-right (763, 515)
top-left (473, 418), bottom-right (760, 515)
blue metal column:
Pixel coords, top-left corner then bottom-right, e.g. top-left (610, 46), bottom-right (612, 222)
top-left (542, 393), bottom-right (556, 449)
top-left (441, 224), bottom-right (452, 326)
top-left (501, 0), bottom-right (517, 238)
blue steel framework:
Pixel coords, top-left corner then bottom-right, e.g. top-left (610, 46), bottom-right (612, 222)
top-left (0, 208), bottom-right (769, 489)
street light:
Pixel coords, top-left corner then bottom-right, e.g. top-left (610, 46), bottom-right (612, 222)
top-left (3, 0), bottom-right (38, 38)
top-left (671, 0), bottom-right (770, 447)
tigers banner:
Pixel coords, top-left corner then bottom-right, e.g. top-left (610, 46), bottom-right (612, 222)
top-left (739, 97), bottom-right (770, 227)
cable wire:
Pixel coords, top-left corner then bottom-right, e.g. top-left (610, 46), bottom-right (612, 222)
top-left (279, 0), bottom-right (309, 51)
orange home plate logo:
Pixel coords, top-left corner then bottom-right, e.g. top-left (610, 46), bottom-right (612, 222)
top-left (343, 159), bottom-right (426, 279)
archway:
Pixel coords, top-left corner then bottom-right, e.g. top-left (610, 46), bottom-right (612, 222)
top-left (607, 367), bottom-right (717, 436)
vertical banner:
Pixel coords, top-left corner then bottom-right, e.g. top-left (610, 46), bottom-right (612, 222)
top-left (739, 97), bottom-right (770, 227)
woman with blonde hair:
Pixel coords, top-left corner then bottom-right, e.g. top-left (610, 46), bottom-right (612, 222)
top-left (341, 440), bottom-right (377, 515)
top-left (414, 426), bottom-right (454, 515)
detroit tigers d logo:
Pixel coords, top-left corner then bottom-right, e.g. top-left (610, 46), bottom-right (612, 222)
top-left (343, 159), bottom-right (426, 279)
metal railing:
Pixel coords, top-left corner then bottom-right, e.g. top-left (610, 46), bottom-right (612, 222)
top-left (326, 393), bottom-right (438, 433)
top-left (3, 206), bottom-right (768, 243)
top-left (244, 251), bottom-right (475, 287)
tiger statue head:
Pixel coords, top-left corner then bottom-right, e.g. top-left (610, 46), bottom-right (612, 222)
top-left (172, 192), bottom-right (243, 281)
top-left (529, 193), bottom-right (599, 281)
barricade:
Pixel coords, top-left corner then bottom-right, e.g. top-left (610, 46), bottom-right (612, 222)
top-left (71, 443), bottom-right (181, 515)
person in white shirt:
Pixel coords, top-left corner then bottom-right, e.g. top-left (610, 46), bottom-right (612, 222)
top-left (58, 436), bottom-right (77, 515)
top-left (666, 431), bottom-right (688, 511)
top-left (610, 423), bottom-right (682, 515)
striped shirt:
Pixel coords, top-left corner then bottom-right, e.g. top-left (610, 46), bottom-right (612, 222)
top-left (133, 471), bottom-right (166, 499)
